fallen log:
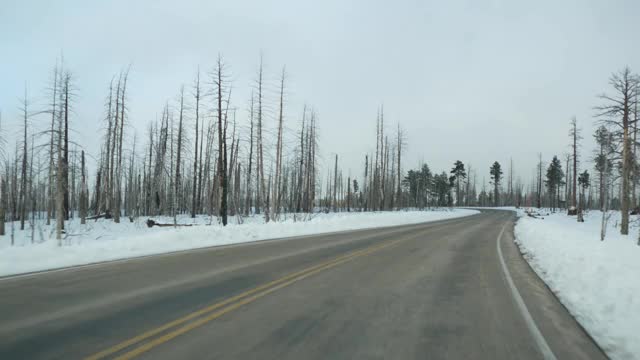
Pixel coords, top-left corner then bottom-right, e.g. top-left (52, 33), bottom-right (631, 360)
top-left (525, 208), bottom-right (545, 219)
top-left (87, 212), bottom-right (112, 221)
top-left (146, 219), bottom-right (194, 228)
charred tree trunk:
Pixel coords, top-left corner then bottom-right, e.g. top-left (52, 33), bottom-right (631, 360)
top-left (245, 93), bottom-right (255, 216)
top-left (272, 67), bottom-right (285, 220)
top-left (191, 69), bottom-right (201, 218)
top-left (215, 56), bottom-right (229, 226)
top-left (80, 150), bottom-right (88, 224)
top-left (175, 86), bottom-right (185, 225)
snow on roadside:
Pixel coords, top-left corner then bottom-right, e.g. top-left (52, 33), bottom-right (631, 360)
top-left (514, 209), bottom-right (640, 360)
top-left (0, 209), bottom-right (478, 277)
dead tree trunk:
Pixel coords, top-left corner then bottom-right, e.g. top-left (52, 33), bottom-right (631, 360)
top-left (56, 86), bottom-right (65, 242)
top-left (245, 93), bottom-right (255, 216)
top-left (256, 56), bottom-right (268, 221)
top-left (396, 124), bottom-right (402, 209)
top-left (216, 56), bottom-right (229, 226)
top-left (175, 86), bottom-right (185, 225)
top-left (295, 107), bottom-right (306, 213)
top-left (272, 67), bottom-right (285, 221)
top-left (114, 68), bottom-right (129, 223)
top-left (596, 68), bottom-right (639, 235)
top-left (632, 96), bottom-right (638, 210)
top-left (537, 153), bottom-right (543, 208)
top-left (191, 69), bottom-right (201, 218)
top-left (108, 76), bottom-right (121, 218)
top-left (47, 65), bottom-right (59, 225)
top-left (62, 73), bottom-right (71, 221)
top-left (80, 150), bottom-right (87, 224)
top-left (19, 88), bottom-right (29, 230)
top-left (0, 177), bottom-right (5, 236)
top-left (332, 154), bottom-right (338, 212)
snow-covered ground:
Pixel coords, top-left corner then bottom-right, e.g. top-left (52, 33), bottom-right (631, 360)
top-left (515, 209), bottom-right (640, 360)
top-left (0, 209), bottom-right (478, 277)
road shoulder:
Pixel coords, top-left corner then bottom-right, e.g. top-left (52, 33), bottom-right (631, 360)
top-left (500, 214), bottom-right (609, 360)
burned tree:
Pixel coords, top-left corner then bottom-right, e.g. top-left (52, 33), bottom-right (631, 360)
top-left (214, 56), bottom-right (230, 226)
top-left (595, 67), bottom-right (639, 235)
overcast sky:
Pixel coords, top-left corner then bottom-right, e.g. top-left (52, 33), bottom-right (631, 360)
top-left (1, 0), bottom-right (639, 187)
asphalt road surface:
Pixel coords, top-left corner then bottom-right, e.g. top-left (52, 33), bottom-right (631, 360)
top-left (0, 210), bottom-right (608, 359)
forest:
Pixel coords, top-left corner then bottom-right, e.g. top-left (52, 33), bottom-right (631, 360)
top-left (0, 57), bottom-right (638, 244)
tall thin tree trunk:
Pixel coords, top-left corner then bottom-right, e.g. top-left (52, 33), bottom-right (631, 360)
top-left (0, 176), bottom-right (5, 236)
top-left (572, 119), bottom-right (578, 210)
top-left (622, 102), bottom-right (631, 234)
top-left (47, 65), bottom-right (59, 225)
top-left (272, 67), bottom-right (285, 220)
top-left (80, 150), bottom-right (87, 224)
top-left (191, 69), bottom-right (201, 218)
top-left (114, 69), bottom-right (129, 223)
top-left (216, 57), bottom-right (229, 226)
top-left (256, 56), bottom-right (268, 221)
top-left (632, 97), bottom-right (638, 210)
top-left (62, 73), bottom-right (71, 221)
top-left (245, 93), bottom-right (255, 216)
top-left (175, 86), bottom-right (185, 225)
top-left (56, 87), bottom-right (65, 242)
top-left (19, 87), bottom-right (29, 231)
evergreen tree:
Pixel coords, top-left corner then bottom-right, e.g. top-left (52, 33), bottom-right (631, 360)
top-left (546, 156), bottom-right (565, 211)
top-left (578, 170), bottom-right (590, 210)
top-left (432, 172), bottom-right (451, 207)
top-left (403, 170), bottom-right (420, 208)
top-left (489, 161), bottom-right (502, 206)
top-left (450, 160), bottom-right (466, 206)
top-left (594, 126), bottom-right (614, 209)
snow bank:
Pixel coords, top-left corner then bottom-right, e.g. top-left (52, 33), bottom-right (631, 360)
top-left (515, 209), bottom-right (640, 360)
top-left (0, 209), bottom-right (478, 277)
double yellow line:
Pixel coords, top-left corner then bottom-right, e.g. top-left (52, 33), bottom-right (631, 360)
top-left (85, 237), bottom-right (404, 360)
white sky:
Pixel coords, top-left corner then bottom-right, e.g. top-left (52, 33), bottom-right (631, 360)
top-left (1, 0), bottom-right (639, 187)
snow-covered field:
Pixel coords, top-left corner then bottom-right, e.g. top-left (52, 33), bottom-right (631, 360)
top-left (0, 209), bottom-right (478, 277)
top-left (514, 209), bottom-right (640, 360)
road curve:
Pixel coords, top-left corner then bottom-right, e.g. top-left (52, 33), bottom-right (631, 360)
top-left (0, 210), bottom-right (607, 359)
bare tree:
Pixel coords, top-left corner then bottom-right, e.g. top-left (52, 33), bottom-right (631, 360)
top-left (191, 68), bottom-right (201, 218)
top-left (56, 76), bottom-right (66, 242)
top-left (62, 72), bottom-right (73, 221)
top-left (595, 67), bottom-right (639, 235)
top-left (245, 92), bottom-right (255, 216)
top-left (174, 86), bottom-right (185, 225)
top-left (537, 153), bottom-right (543, 208)
top-left (255, 56), bottom-right (268, 221)
top-left (114, 67), bottom-right (130, 223)
top-left (0, 110), bottom-right (5, 236)
top-left (19, 86), bottom-right (31, 230)
top-left (332, 154), bottom-right (338, 211)
top-left (80, 150), bottom-right (88, 224)
top-left (396, 124), bottom-right (403, 209)
top-left (215, 56), bottom-right (230, 226)
top-left (294, 106), bottom-right (306, 213)
top-left (632, 94), bottom-right (638, 210)
top-left (272, 67), bottom-right (286, 220)
top-left (47, 64), bottom-right (59, 225)
top-left (600, 132), bottom-right (614, 241)
top-left (569, 117), bottom-right (582, 216)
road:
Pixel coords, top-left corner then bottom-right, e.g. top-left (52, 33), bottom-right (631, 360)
top-left (0, 210), bottom-right (607, 360)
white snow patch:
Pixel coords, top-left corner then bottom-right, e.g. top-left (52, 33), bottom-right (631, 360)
top-left (514, 209), bottom-right (640, 360)
top-left (0, 209), bottom-right (478, 277)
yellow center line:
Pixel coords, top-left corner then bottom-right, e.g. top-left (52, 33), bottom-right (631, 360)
top-left (113, 239), bottom-right (402, 360)
top-left (85, 238), bottom-right (402, 360)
